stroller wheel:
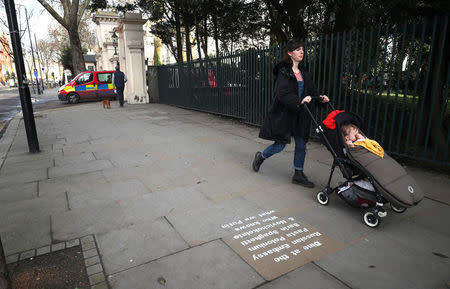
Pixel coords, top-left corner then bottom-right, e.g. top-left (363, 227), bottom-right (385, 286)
top-left (363, 212), bottom-right (380, 228)
top-left (317, 191), bottom-right (329, 205)
top-left (390, 203), bottom-right (407, 213)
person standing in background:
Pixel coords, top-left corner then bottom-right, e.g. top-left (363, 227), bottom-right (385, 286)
top-left (112, 64), bottom-right (127, 107)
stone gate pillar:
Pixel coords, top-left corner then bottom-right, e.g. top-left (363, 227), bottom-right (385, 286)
top-left (92, 11), bottom-right (121, 71)
top-left (117, 13), bottom-right (148, 104)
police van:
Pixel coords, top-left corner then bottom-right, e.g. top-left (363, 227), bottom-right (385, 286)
top-left (58, 70), bottom-right (117, 104)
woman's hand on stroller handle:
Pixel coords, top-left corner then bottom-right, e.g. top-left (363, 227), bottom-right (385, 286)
top-left (301, 95), bottom-right (313, 104)
top-left (320, 95), bottom-right (330, 103)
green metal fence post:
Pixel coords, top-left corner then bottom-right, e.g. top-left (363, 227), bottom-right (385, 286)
top-left (413, 16), bottom-right (438, 157)
top-left (395, 23), bottom-right (416, 154)
top-left (423, 15), bottom-right (448, 159)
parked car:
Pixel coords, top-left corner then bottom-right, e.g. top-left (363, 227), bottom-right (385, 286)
top-left (58, 70), bottom-right (117, 104)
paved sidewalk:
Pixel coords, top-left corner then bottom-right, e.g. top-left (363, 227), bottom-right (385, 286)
top-left (0, 100), bottom-right (449, 289)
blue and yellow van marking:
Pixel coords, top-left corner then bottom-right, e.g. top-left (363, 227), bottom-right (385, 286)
top-left (98, 83), bottom-right (113, 90)
top-left (75, 84), bottom-right (97, 91)
top-left (63, 85), bottom-right (75, 93)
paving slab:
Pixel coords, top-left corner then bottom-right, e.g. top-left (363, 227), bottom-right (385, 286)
top-left (61, 137), bottom-right (146, 157)
top-left (380, 216), bottom-right (450, 258)
top-left (6, 143), bottom-right (52, 157)
top-left (52, 186), bottom-right (211, 240)
top-left (315, 227), bottom-right (450, 289)
top-left (39, 171), bottom-right (108, 198)
top-left (0, 193), bottom-right (67, 223)
top-left (406, 167), bottom-right (450, 205)
top-left (0, 149), bottom-right (59, 165)
top-left (96, 217), bottom-right (189, 275)
top-left (131, 185), bottom-right (213, 217)
top-left (67, 178), bottom-right (150, 210)
top-left (108, 240), bottom-right (265, 289)
top-left (400, 198), bottom-right (450, 238)
top-left (0, 167), bottom-right (47, 185)
top-left (192, 158), bottom-right (277, 202)
top-left (54, 151), bottom-right (96, 167)
top-left (93, 148), bottom-right (158, 169)
top-left (256, 262), bottom-right (349, 289)
top-left (166, 198), bottom-right (264, 246)
top-left (0, 215), bottom-right (51, 255)
top-left (243, 183), bottom-right (318, 217)
top-left (51, 201), bottom-right (136, 241)
top-left (0, 181), bottom-right (38, 203)
top-left (48, 159), bottom-right (113, 178)
top-left (0, 157), bottom-right (53, 174)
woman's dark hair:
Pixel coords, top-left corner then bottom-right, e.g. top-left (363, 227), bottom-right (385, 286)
top-left (280, 38), bottom-right (305, 64)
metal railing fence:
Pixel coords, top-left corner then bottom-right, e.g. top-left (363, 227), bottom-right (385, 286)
top-left (151, 16), bottom-right (449, 167)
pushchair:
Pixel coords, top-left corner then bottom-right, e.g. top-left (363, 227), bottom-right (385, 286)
top-left (304, 103), bottom-right (423, 228)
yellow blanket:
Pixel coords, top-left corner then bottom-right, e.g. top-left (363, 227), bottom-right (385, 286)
top-left (354, 139), bottom-right (384, 158)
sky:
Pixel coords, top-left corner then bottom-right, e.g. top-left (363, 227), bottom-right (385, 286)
top-left (15, 0), bottom-right (59, 41)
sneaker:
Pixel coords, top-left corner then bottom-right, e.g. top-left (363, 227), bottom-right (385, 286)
top-left (292, 170), bottom-right (315, 188)
top-left (252, 152), bottom-right (264, 172)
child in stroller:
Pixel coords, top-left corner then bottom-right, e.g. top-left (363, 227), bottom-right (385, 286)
top-left (303, 103), bottom-right (423, 228)
top-left (341, 124), bottom-right (365, 147)
top-left (341, 123), bottom-right (384, 158)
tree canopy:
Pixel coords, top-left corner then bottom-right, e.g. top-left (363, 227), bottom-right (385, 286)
top-left (112, 0), bottom-right (449, 63)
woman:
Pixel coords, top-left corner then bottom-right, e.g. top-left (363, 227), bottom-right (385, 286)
top-left (252, 39), bottom-right (330, 188)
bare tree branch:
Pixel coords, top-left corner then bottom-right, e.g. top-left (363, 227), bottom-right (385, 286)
top-left (77, 0), bottom-right (90, 25)
top-left (36, 0), bottom-right (67, 28)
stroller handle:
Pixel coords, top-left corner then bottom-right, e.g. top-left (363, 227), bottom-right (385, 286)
top-left (302, 100), bottom-right (352, 178)
top-left (302, 98), bottom-right (335, 128)
top-left (322, 97), bottom-right (335, 111)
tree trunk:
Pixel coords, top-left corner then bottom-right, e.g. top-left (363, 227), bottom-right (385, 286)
top-left (185, 25), bottom-right (192, 62)
top-left (195, 17), bottom-right (202, 61)
top-left (68, 25), bottom-right (85, 75)
top-left (421, 16), bottom-right (449, 157)
top-left (36, 0), bottom-right (88, 75)
top-left (334, 1), bottom-right (358, 33)
top-left (264, 0), bottom-right (288, 45)
top-left (202, 17), bottom-right (208, 58)
top-left (174, 0), bottom-right (183, 63)
top-left (213, 15), bottom-right (219, 56)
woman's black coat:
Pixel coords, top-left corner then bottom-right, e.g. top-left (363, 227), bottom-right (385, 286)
top-left (259, 61), bottom-right (322, 144)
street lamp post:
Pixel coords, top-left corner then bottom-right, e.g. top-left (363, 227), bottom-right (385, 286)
top-left (4, 0), bottom-right (39, 153)
top-left (111, 31), bottom-right (119, 65)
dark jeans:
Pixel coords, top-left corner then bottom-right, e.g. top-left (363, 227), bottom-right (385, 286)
top-left (116, 87), bottom-right (124, 106)
top-left (262, 135), bottom-right (306, 170)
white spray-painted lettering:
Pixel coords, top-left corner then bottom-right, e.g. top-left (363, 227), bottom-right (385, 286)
top-left (234, 221), bottom-right (261, 232)
top-left (261, 215), bottom-right (278, 223)
top-left (291, 232), bottom-right (321, 245)
top-left (303, 241), bottom-right (322, 250)
top-left (273, 254), bottom-right (290, 262)
top-left (252, 243), bottom-right (291, 261)
top-left (286, 227), bottom-right (309, 237)
top-left (233, 220), bottom-right (287, 239)
top-left (240, 230), bottom-right (279, 246)
top-left (280, 223), bottom-right (300, 231)
top-left (244, 216), bottom-right (257, 221)
top-left (258, 210), bottom-right (275, 217)
top-left (248, 236), bottom-right (286, 251)
top-left (221, 220), bottom-right (243, 229)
